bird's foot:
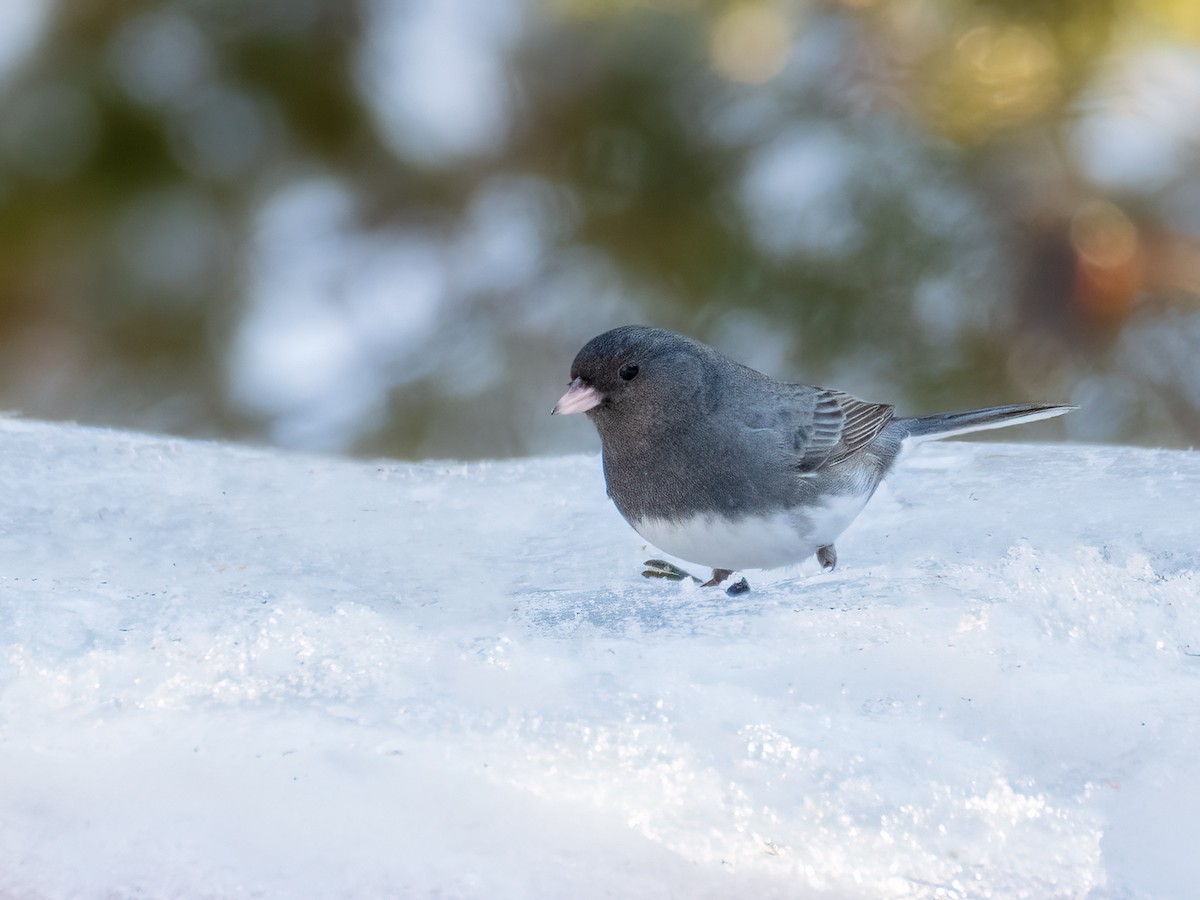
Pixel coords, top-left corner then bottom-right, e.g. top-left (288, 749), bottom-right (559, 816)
top-left (642, 561), bottom-right (749, 594)
top-left (704, 568), bottom-right (751, 595)
top-left (642, 559), bottom-right (701, 583)
top-left (701, 568), bottom-right (734, 588)
top-left (817, 544), bottom-right (837, 573)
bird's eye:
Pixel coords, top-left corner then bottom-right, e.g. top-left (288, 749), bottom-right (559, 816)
top-left (619, 363), bottom-right (639, 381)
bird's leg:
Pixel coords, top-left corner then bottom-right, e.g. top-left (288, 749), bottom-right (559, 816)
top-left (642, 561), bottom-right (751, 595)
top-left (817, 544), bottom-right (837, 572)
top-left (642, 559), bottom-right (701, 582)
top-left (703, 568), bottom-right (751, 595)
top-left (701, 568), bottom-right (734, 588)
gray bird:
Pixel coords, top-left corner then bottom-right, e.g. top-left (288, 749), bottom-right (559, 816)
top-left (552, 325), bottom-right (1074, 591)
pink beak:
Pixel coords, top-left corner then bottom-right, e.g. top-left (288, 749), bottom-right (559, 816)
top-left (552, 377), bottom-right (603, 415)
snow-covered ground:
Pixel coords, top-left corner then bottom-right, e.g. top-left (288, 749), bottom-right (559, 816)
top-left (0, 418), bottom-right (1197, 898)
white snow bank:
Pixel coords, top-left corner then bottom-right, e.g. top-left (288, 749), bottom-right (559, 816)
top-left (0, 419), bottom-right (1198, 898)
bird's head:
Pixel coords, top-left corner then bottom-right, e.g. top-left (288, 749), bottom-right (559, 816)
top-left (552, 326), bottom-right (713, 430)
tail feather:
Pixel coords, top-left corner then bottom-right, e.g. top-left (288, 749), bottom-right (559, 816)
top-left (898, 403), bottom-right (1076, 443)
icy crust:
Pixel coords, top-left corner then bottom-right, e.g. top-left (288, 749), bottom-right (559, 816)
top-left (0, 419), bottom-right (1197, 898)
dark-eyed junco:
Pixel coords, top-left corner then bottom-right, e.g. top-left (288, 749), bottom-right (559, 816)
top-left (553, 325), bottom-right (1074, 591)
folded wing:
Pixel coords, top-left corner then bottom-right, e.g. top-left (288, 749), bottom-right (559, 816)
top-left (793, 390), bottom-right (894, 473)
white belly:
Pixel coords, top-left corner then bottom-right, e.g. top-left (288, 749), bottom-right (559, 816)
top-left (632, 492), bottom-right (870, 571)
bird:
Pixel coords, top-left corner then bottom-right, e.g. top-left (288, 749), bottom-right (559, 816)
top-left (552, 325), bottom-right (1074, 592)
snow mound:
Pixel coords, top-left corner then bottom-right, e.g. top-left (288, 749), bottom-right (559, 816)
top-left (0, 419), bottom-right (1197, 898)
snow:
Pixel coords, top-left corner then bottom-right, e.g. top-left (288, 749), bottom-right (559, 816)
top-left (1, 418), bottom-right (1198, 898)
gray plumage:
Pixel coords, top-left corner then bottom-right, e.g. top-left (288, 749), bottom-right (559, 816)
top-left (553, 325), bottom-right (1074, 584)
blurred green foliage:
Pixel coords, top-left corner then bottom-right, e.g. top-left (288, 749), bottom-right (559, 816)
top-left (0, 0), bottom-right (1197, 456)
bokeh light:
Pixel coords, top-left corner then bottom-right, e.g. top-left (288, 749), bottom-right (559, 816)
top-left (710, 5), bottom-right (792, 85)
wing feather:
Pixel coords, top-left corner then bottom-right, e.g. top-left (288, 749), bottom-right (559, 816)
top-left (794, 390), bottom-right (894, 473)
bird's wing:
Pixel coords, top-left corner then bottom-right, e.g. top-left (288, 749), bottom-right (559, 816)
top-left (792, 389), bottom-right (895, 473)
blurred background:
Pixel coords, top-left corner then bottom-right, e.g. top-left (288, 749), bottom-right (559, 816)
top-left (1, 0), bottom-right (1198, 459)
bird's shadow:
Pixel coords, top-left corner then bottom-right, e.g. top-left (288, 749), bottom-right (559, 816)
top-left (513, 571), bottom-right (865, 639)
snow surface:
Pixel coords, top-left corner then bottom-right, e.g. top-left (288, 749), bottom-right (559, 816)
top-left (1, 418), bottom-right (1198, 898)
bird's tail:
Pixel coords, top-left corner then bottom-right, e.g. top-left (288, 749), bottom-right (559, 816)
top-left (897, 403), bottom-right (1076, 443)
